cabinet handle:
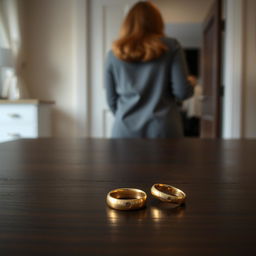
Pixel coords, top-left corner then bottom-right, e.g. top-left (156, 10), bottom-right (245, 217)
top-left (8, 133), bottom-right (22, 139)
top-left (8, 113), bottom-right (21, 118)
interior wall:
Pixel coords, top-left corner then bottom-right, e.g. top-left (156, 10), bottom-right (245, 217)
top-left (243, 0), bottom-right (256, 137)
top-left (165, 23), bottom-right (202, 48)
top-left (154, 0), bottom-right (214, 23)
top-left (23, 0), bottom-right (77, 137)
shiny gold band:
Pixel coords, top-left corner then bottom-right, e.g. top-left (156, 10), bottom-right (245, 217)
top-left (151, 184), bottom-right (186, 204)
top-left (106, 188), bottom-right (147, 211)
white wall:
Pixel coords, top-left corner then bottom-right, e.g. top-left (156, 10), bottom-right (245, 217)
top-left (154, 0), bottom-right (214, 23)
top-left (242, 0), bottom-right (256, 137)
top-left (23, 0), bottom-right (78, 137)
top-left (223, 0), bottom-right (256, 138)
top-left (165, 23), bottom-right (202, 48)
top-left (222, 0), bottom-right (256, 139)
top-left (222, 0), bottom-right (244, 139)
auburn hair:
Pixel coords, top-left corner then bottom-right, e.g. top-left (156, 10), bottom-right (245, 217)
top-left (112, 1), bottom-right (167, 62)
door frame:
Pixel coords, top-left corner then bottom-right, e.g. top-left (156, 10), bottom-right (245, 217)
top-left (201, 0), bottom-right (222, 138)
top-left (75, 0), bottom-right (245, 138)
top-left (73, 0), bottom-right (90, 137)
top-left (222, 0), bottom-right (244, 138)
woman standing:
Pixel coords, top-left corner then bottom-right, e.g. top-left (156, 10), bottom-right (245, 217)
top-left (105, 1), bottom-right (193, 138)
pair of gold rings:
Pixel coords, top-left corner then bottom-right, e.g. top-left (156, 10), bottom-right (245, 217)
top-left (106, 184), bottom-right (186, 211)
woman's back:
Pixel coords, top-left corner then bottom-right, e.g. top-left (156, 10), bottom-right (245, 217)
top-left (105, 37), bottom-right (193, 138)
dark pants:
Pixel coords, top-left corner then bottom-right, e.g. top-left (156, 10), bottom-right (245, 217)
top-left (181, 112), bottom-right (200, 137)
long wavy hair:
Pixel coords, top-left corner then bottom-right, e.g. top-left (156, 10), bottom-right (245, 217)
top-left (112, 1), bottom-right (167, 62)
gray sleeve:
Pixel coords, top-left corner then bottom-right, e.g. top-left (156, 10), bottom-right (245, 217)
top-left (171, 40), bottom-right (194, 100)
top-left (104, 52), bottom-right (118, 114)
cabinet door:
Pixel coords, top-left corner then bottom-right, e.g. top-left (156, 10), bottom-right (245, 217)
top-left (0, 104), bottom-right (38, 143)
top-left (0, 105), bottom-right (37, 125)
top-left (89, 0), bottom-right (138, 138)
top-left (0, 126), bottom-right (37, 142)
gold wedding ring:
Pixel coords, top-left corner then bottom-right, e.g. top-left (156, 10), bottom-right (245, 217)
top-left (106, 188), bottom-right (147, 210)
top-left (151, 184), bottom-right (186, 204)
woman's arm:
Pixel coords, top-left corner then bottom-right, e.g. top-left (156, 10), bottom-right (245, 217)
top-left (171, 40), bottom-right (194, 100)
top-left (104, 52), bottom-right (118, 114)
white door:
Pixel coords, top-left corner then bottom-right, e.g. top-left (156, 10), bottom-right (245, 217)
top-left (89, 0), bottom-right (138, 138)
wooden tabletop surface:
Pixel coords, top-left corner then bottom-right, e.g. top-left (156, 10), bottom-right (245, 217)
top-left (0, 138), bottom-right (255, 255)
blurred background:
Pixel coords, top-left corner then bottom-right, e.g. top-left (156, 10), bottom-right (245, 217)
top-left (0, 0), bottom-right (255, 142)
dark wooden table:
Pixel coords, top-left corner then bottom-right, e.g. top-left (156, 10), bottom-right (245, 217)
top-left (0, 138), bottom-right (256, 255)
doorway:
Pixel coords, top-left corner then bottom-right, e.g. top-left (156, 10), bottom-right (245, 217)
top-left (154, 0), bottom-right (222, 138)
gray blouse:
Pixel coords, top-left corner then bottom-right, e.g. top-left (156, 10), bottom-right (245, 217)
top-left (105, 37), bottom-right (193, 138)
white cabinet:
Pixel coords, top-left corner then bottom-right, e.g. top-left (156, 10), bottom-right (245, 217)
top-left (0, 100), bottom-right (54, 143)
